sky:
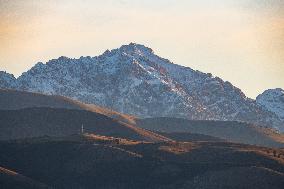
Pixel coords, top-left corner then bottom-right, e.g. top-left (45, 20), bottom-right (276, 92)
top-left (0, 0), bottom-right (283, 98)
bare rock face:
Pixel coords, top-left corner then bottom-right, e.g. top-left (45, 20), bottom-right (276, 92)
top-left (0, 43), bottom-right (283, 131)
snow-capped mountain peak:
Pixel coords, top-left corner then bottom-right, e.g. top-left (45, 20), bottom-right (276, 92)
top-left (1, 43), bottom-right (283, 131)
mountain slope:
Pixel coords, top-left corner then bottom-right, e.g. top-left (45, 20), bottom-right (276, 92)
top-left (137, 117), bottom-right (284, 148)
top-left (0, 43), bottom-right (283, 130)
top-left (2, 89), bottom-right (282, 147)
top-left (0, 107), bottom-right (169, 142)
top-left (0, 89), bottom-right (80, 110)
top-left (257, 88), bottom-right (284, 120)
top-left (1, 136), bottom-right (284, 189)
top-left (0, 166), bottom-right (51, 189)
top-left (0, 89), bottom-right (136, 124)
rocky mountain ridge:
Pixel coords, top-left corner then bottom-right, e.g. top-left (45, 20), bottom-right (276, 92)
top-left (0, 43), bottom-right (283, 131)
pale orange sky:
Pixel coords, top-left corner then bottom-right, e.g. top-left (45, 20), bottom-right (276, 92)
top-left (0, 0), bottom-right (283, 98)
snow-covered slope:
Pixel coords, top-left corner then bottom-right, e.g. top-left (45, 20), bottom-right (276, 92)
top-left (257, 88), bottom-right (284, 121)
top-left (0, 43), bottom-right (283, 131)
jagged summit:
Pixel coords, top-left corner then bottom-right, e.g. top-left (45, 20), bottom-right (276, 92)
top-left (99, 43), bottom-right (155, 61)
top-left (0, 43), bottom-right (283, 131)
top-left (25, 43), bottom-right (154, 68)
top-left (119, 43), bottom-right (154, 55)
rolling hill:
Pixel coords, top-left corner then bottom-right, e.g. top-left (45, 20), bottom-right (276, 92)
top-left (1, 89), bottom-right (284, 188)
top-left (137, 117), bottom-right (284, 148)
top-left (0, 89), bottom-right (136, 124)
top-left (0, 166), bottom-right (51, 189)
top-left (0, 135), bottom-right (283, 189)
top-left (0, 107), bottom-right (169, 142)
top-left (1, 89), bottom-right (283, 148)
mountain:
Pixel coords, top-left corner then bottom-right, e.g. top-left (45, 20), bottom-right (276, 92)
top-left (257, 88), bottom-right (284, 120)
top-left (0, 43), bottom-right (283, 131)
top-left (0, 135), bottom-right (284, 189)
top-left (137, 117), bottom-right (284, 148)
